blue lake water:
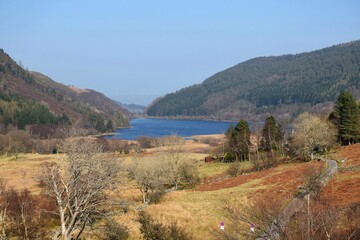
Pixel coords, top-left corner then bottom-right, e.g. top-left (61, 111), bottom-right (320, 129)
top-left (106, 118), bottom-right (237, 140)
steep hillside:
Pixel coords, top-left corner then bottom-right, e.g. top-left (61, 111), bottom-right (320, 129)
top-left (146, 40), bottom-right (360, 121)
top-left (0, 49), bottom-right (130, 132)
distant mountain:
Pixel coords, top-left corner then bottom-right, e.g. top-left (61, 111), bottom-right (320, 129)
top-left (117, 102), bottom-right (146, 114)
top-left (146, 40), bottom-right (360, 122)
top-left (0, 49), bottom-right (130, 132)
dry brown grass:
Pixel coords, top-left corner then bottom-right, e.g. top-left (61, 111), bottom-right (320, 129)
top-left (322, 144), bottom-right (360, 207)
top-left (0, 153), bottom-right (61, 192)
top-left (145, 186), bottom-right (254, 239)
top-left (3, 137), bottom-right (358, 239)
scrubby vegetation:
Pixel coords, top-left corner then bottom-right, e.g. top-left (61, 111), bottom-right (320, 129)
top-left (0, 91), bottom-right (359, 239)
top-left (138, 211), bottom-right (192, 240)
top-left (0, 40), bottom-right (360, 238)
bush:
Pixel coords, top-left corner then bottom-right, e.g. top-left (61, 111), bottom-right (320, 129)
top-left (226, 162), bottom-right (242, 177)
top-left (32, 140), bottom-right (50, 154)
top-left (148, 190), bottom-right (166, 204)
top-left (167, 222), bottom-right (193, 240)
top-left (0, 184), bottom-right (57, 239)
top-left (156, 135), bottom-right (185, 147)
top-left (199, 137), bottom-right (221, 147)
top-left (137, 136), bottom-right (156, 148)
top-left (102, 220), bottom-right (129, 240)
top-left (221, 152), bottom-right (236, 163)
top-left (138, 211), bottom-right (192, 240)
top-left (0, 130), bottom-right (33, 158)
top-left (251, 152), bottom-right (281, 171)
top-left (138, 211), bottom-right (166, 240)
top-left (179, 162), bottom-right (201, 189)
top-left (104, 139), bottom-right (132, 153)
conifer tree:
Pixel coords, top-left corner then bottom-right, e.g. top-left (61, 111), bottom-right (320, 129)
top-left (226, 119), bottom-right (251, 161)
top-left (261, 116), bottom-right (283, 156)
top-left (332, 91), bottom-right (360, 145)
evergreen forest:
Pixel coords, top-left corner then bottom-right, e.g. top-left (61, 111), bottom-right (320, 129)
top-left (146, 41), bottom-right (360, 120)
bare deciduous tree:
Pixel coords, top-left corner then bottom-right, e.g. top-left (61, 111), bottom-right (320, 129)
top-left (0, 130), bottom-right (32, 159)
top-left (0, 180), bottom-right (49, 240)
top-left (129, 136), bottom-right (199, 204)
top-left (0, 179), bottom-right (10, 239)
top-left (38, 138), bottom-right (121, 240)
top-left (129, 156), bottom-right (167, 204)
top-left (291, 113), bottom-right (337, 158)
top-left (158, 136), bottom-right (194, 190)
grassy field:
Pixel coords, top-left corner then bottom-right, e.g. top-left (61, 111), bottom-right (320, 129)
top-left (0, 153), bottom-right (61, 193)
top-left (1, 136), bottom-right (359, 239)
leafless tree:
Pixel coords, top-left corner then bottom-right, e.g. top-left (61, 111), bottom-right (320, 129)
top-left (0, 181), bottom-right (43, 240)
top-left (0, 130), bottom-right (32, 159)
top-left (290, 113), bottom-right (337, 158)
top-left (0, 179), bottom-right (10, 240)
top-left (129, 136), bottom-right (199, 204)
top-left (128, 156), bottom-right (167, 204)
top-left (38, 138), bottom-right (121, 240)
top-left (159, 136), bottom-right (190, 190)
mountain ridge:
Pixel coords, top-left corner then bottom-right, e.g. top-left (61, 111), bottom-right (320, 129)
top-left (146, 40), bottom-right (360, 122)
top-left (0, 49), bottom-right (130, 132)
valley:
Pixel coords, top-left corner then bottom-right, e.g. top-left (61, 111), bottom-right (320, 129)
top-left (0, 34), bottom-right (359, 239)
top-left (0, 134), bottom-right (359, 239)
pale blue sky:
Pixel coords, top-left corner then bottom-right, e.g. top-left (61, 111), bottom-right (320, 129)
top-left (0, 0), bottom-right (359, 105)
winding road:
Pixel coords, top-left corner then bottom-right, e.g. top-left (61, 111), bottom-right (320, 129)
top-left (257, 158), bottom-right (338, 239)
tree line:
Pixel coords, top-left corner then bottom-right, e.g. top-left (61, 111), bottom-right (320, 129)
top-left (223, 91), bottom-right (360, 165)
top-left (0, 94), bottom-right (71, 130)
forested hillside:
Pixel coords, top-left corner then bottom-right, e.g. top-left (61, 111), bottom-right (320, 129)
top-left (0, 49), bottom-right (130, 133)
top-left (146, 40), bottom-right (360, 121)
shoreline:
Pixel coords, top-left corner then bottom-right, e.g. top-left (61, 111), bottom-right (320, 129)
top-left (134, 115), bottom-right (237, 122)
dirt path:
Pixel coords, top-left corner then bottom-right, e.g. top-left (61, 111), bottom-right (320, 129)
top-left (257, 158), bottom-right (338, 239)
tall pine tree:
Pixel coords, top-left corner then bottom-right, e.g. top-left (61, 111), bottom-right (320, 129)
top-left (225, 119), bottom-right (251, 161)
top-left (261, 116), bottom-right (283, 156)
top-left (332, 91), bottom-right (360, 145)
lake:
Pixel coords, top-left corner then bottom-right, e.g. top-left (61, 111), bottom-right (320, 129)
top-left (106, 118), bottom-right (237, 140)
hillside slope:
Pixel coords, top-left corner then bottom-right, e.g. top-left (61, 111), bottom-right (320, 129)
top-left (0, 49), bottom-right (130, 131)
top-left (146, 40), bottom-right (360, 121)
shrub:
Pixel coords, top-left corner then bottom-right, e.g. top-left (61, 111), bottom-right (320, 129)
top-left (199, 137), bottom-right (221, 147)
top-left (226, 162), bottom-right (242, 177)
top-left (137, 136), bottom-right (156, 148)
top-left (156, 135), bottom-right (185, 147)
top-left (138, 211), bottom-right (166, 240)
top-left (221, 152), bottom-right (236, 163)
top-left (102, 220), bottom-right (129, 240)
top-left (138, 211), bottom-right (192, 240)
top-left (179, 161), bottom-right (201, 189)
top-left (103, 139), bottom-right (132, 154)
top-left (148, 190), bottom-right (166, 204)
top-left (167, 222), bottom-right (193, 240)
